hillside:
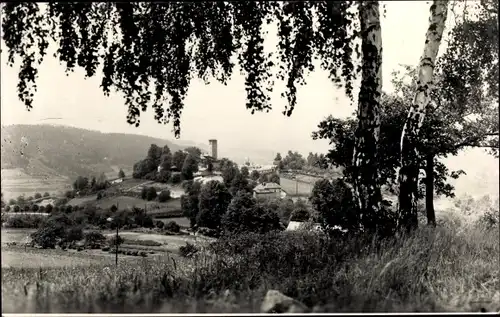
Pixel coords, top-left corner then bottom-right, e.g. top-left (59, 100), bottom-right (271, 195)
top-left (0, 124), bottom-right (197, 198)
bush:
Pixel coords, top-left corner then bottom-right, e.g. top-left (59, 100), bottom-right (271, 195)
top-left (45, 204), bottom-right (54, 214)
top-left (34, 193), bottom-right (42, 199)
top-left (155, 220), bottom-right (165, 229)
top-left (179, 242), bottom-right (199, 257)
top-left (65, 190), bottom-right (75, 199)
top-left (43, 192), bottom-right (50, 197)
top-left (3, 214), bottom-right (47, 228)
top-left (477, 210), bottom-right (499, 229)
top-left (23, 205), bottom-right (31, 212)
top-left (31, 204), bottom-right (40, 212)
top-left (197, 226), bottom-right (219, 238)
top-left (146, 187), bottom-right (157, 201)
top-left (165, 221), bottom-right (180, 233)
top-left (141, 186), bottom-right (148, 200)
top-left (290, 200), bottom-right (310, 222)
top-left (84, 231), bottom-right (106, 248)
top-left (65, 226), bottom-right (84, 243)
top-left (170, 172), bottom-right (182, 184)
top-left (310, 178), bottom-right (361, 233)
top-left (97, 192), bottom-right (103, 200)
top-left (38, 205), bottom-right (45, 212)
top-left (108, 235), bottom-right (125, 247)
top-left (158, 190), bottom-right (171, 202)
top-left (13, 205), bottom-right (20, 212)
top-left (5, 205), bottom-right (11, 212)
top-left (55, 198), bottom-right (68, 207)
top-left (65, 205), bottom-right (73, 214)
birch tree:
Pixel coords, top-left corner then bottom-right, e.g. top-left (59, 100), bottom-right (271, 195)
top-left (351, 1), bottom-right (383, 230)
top-left (397, 0), bottom-right (449, 231)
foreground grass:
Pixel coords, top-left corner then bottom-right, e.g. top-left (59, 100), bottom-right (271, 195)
top-left (2, 221), bottom-right (499, 313)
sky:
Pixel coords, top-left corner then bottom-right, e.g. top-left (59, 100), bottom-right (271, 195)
top-left (1, 1), bottom-right (443, 156)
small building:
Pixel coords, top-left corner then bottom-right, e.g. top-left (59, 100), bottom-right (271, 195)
top-left (193, 175), bottom-right (224, 185)
top-left (110, 178), bottom-right (123, 185)
top-left (253, 182), bottom-right (282, 200)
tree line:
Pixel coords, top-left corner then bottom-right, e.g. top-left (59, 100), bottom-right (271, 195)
top-left (132, 144), bottom-right (202, 183)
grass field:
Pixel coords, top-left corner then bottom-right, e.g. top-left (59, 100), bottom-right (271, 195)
top-left (280, 177), bottom-right (315, 197)
top-left (67, 195), bottom-right (182, 215)
top-left (1, 168), bottom-right (71, 200)
top-left (2, 219), bottom-right (498, 313)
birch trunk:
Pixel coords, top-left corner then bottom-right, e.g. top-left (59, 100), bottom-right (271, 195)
top-left (351, 1), bottom-right (383, 231)
top-left (398, 0), bottom-right (448, 231)
top-left (425, 153), bottom-right (436, 227)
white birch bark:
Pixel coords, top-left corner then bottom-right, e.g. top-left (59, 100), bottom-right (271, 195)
top-left (351, 1), bottom-right (383, 230)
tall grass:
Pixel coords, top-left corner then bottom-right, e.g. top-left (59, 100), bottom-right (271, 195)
top-left (3, 216), bottom-right (498, 313)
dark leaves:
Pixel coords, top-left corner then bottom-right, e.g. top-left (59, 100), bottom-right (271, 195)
top-left (2, 2), bottom-right (362, 138)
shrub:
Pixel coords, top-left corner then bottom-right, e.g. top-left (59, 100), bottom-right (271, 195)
top-left (34, 193), bottom-right (42, 199)
top-left (65, 190), bottom-right (75, 199)
top-left (146, 187), bottom-right (157, 201)
top-left (141, 186), bottom-right (148, 200)
top-left (155, 220), bottom-right (165, 229)
top-left (65, 205), bottom-right (73, 214)
top-left (477, 210), bottom-right (499, 229)
top-left (65, 226), bottom-right (84, 243)
top-left (43, 192), bottom-right (50, 197)
top-left (38, 205), bottom-right (45, 212)
top-left (310, 178), bottom-right (360, 233)
top-left (197, 226), bottom-right (219, 238)
top-left (84, 231), bottom-right (106, 248)
top-left (165, 221), bottom-right (180, 233)
top-left (108, 235), bottom-right (125, 247)
top-left (97, 192), bottom-right (103, 200)
top-left (55, 198), bottom-right (68, 207)
top-left (170, 172), bottom-right (182, 184)
top-left (179, 242), bottom-right (199, 257)
top-left (290, 200), bottom-right (310, 222)
top-left (13, 205), bottom-right (20, 213)
top-left (123, 239), bottom-right (162, 246)
top-left (5, 205), bottom-right (11, 212)
top-left (23, 205), bottom-right (31, 212)
top-left (31, 204), bottom-right (40, 212)
top-left (3, 214), bottom-right (46, 228)
top-left (27, 196), bottom-right (34, 201)
top-left (158, 190), bottom-right (171, 202)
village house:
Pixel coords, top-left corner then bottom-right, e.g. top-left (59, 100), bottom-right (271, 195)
top-left (286, 221), bottom-right (323, 232)
top-left (253, 182), bottom-right (282, 200)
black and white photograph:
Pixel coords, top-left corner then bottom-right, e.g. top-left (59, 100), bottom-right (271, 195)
top-left (1, 1), bottom-right (498, 314)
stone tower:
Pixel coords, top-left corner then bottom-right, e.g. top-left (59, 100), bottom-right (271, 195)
top-left (208, 139), bottom-right (218, 160)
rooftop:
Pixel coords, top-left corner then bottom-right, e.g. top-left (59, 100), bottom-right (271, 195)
top-left (254, 182), bottom-right (281, 192)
